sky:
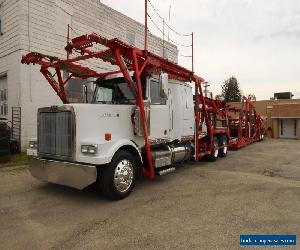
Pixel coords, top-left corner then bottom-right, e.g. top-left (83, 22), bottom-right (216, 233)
top-left (102, 0), bottom-right (300, 100)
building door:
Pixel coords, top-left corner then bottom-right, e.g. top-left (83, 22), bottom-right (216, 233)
top-left (279, 119), bottom-right (297, 139)
top-left (0, 75), bottom-right (8, 120)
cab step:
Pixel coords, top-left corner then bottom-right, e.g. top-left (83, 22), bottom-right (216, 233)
top-left (155, 166), bottom-right (176, 176)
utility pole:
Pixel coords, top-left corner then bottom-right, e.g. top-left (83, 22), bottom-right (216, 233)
top-left (192, 32), bottom-right (194, 73)
top-left (163, 18), bottom-right (165, 58)
top-left (144, 0), bottom-right (148, 51)
top-left (203, 81), bottom-right (210, 97)
top-left (168, 5), bottom-right (171, 42)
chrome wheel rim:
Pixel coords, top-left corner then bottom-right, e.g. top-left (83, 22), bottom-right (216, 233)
top-left (214, 148), bottom-right (219, 158)
top-left (213, 139), bottom-right (219, 158)
top-left (114, 159), bottom-right (134, 193)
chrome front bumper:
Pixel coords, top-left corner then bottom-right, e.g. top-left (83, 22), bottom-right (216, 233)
top-left (29, 158), bottom-right (97, 190)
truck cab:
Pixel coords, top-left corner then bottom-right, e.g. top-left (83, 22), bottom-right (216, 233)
top-left (28, 73), bottom-right (196, 200)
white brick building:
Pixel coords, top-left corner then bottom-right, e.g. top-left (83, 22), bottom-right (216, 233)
top-left (0, 0), bottom-right (177, 150)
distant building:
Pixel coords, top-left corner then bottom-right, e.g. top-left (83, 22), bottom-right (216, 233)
top-left (274, 92), bottom-right (294, 100)
top-left (0, 0), bottom-right (178, 150)
top-left (230, 97), bottom-right (300, 140)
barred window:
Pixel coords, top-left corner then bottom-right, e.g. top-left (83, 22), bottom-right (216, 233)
top-left (3, 103), bottom-right (7, 116)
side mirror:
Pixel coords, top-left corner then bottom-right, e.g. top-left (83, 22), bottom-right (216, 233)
top-left (160, 73), bottom-right (168, 98)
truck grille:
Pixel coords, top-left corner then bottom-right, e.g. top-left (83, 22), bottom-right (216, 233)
top-left (38, 110), bottom-right (74, 158)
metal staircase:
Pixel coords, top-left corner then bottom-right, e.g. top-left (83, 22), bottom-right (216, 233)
top-left (11, 107), bottom-right (21, 153)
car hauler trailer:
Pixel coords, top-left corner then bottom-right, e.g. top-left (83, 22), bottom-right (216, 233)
top-left (22, 32), bottom-right (262, 200)
top-left (227, 96), bottom-right (265, 149)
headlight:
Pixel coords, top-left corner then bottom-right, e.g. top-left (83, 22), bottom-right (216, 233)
top-left (29, 139), bottom-right (37, 149)
top-left (81, 145), bottom-right (98, 154)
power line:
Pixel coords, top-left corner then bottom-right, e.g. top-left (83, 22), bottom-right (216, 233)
top-left (147, 14), bottom-right (192, 49)
top-left (177, 53), bottom-right (192, 58)
top-left (147, 0), bottom-right (192, 37)
top-left (147, 14), bottom-right (192, 58)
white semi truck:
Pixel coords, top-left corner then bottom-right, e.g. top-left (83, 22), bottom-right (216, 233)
top-left (27, 73), bottom-right (209, 199)
top-left (23, 33), bottom-right (232, 200)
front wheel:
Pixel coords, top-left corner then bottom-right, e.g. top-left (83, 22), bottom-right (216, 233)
top-left (99, 150), bottom-right (137, 200)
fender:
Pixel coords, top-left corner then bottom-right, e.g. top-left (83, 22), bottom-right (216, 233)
top-left (106, 139), bottom-right (143, 164)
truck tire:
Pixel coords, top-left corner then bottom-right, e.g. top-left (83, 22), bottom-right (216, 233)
top-left (259, 133), bottom-right (265, 141)
top-left (207, 136), bottom-right (219, 161)
top-left (99, 150), bottom-right (137, 200)
top-left (218, 135), bottom-right (228, 157)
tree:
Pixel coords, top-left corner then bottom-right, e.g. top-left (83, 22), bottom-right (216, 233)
top-left (247, 94), bottom-right (256, 101)
top-left (215, 94), bottom-right (224, 101)
top-left (221, 76), bottom-right (242, 102)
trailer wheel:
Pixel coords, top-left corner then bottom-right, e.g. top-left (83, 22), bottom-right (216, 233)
top-left (99, 150), bottom-right (137, 200)
top-left (259, 133), bottom-right (265, 141)
top-left (218, 135), bottom-right (228, 157)
top-left (207, 136), bottom-right (219, 161)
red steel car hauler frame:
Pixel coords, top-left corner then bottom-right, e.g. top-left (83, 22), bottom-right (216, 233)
top-left (227, 96), bottom-right (265, 149)
top-left (21, 32), bottom-right (264, 179)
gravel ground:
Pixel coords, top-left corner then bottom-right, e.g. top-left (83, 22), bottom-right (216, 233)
top-left (0, 139), bottom-right (299, 250)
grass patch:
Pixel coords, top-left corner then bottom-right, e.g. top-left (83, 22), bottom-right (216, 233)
top-left (0, 152), bottom-right (29, 166)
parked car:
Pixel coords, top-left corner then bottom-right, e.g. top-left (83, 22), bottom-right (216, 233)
top-left (0, 118), bottom-right (20, 155)
top-left (0, 119), bottom-right (11, 155)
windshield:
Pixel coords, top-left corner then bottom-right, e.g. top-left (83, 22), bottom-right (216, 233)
top-left (94, 78), bottom-right (137, 104)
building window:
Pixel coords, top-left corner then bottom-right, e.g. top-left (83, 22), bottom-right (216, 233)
top-left (280, 119), bottom-right (283, 135)
top-left (294, 120), bottom-right (297, 136)
top-left (0, 103), bottom-right (7, 116)
top-left (4, 103), bottom-right (7, 116)
top-left (160, 46), bottom-right (168, 59)
top-left (126, 31), bottom-right (135, 46)
top-left (0, 89), bottom-right (7, 116)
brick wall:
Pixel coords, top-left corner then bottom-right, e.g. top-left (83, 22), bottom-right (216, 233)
top-left (271, 103), bottom-right (300, 117)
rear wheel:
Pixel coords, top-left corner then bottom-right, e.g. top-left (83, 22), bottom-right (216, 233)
top-left (218, 135), bottom-right (228, 157)
top-left (99, 150), bottom-right (137, 200)
top-left (207, 136), bottom-right (219, 161)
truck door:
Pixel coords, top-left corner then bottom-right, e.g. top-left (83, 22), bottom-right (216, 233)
top-left (183, 86), bottom-right (194, 136)
top-left (149, 78), bottom-right (170, 140)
